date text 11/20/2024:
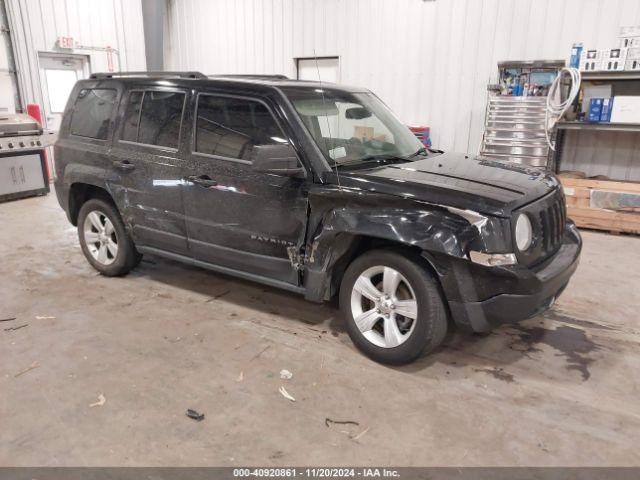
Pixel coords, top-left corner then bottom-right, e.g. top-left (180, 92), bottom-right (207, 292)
top-left (232, 468), bottom-right (400, 478)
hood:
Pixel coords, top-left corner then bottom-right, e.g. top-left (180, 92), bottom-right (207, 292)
top-left (330, 152), bottom-right (559, 217)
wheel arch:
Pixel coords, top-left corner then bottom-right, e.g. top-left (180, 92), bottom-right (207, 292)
top-left (334, 233), bottom-right (444, 291)
top-left (302, 217), bottom-right (463, 304)
top-left (68, 182), bottom-right (116, 226)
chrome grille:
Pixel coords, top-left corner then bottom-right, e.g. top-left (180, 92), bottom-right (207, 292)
top-left (539, 193), bottom-right (566, 254)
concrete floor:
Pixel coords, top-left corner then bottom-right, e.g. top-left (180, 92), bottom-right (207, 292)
top-left (1, 192), bottom-right (640, 467)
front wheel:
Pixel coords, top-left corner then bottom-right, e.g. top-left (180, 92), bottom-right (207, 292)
top-left (339, 249), bottom-right (448, 364)
top-left (77, 198), bottom-right (141, 276)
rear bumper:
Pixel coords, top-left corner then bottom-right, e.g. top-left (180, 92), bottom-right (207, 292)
top-left (447, 222), bottom-right (582, 332)
top-left (53, 182), bottom-right (73, 224)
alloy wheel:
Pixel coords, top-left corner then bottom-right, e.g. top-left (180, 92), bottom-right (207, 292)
top-left (83, 210), bottom-right (118, 266)
top-left (350, 265), bottom-right (418, 348)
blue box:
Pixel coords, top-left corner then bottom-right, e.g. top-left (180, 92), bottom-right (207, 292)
top-left (570, 43), bottom-right (583, 69)
top-left (600, 97), bottom-right (613, 122)
top-left (589, 98), bottom-right (603, 122)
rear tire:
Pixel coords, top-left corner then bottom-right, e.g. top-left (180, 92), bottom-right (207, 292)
top-left (339, 249), bottom-right (448, 364)
top-left (77, 198), bottom-right (141, 276)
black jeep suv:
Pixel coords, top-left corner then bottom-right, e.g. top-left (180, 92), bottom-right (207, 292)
top-left (54, 72), bottom-right (581, 364)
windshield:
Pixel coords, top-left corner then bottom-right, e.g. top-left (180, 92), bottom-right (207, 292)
top-left (283, 88), bottom-right (425, 166)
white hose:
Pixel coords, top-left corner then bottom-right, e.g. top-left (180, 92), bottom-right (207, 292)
top-left (545, 67), bottom-right (581, 151)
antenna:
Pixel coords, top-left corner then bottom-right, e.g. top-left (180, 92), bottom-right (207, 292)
top-left (314, 49), bottom-right (341, 190)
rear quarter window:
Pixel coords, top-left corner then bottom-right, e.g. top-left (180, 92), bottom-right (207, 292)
top-left (70, 88), bottom-right (117, 140)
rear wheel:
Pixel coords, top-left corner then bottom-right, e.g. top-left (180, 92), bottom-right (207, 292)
top-left (77, 198), bottom-right (141, 276)
top-left (340, 249), bottom-right (448, 364)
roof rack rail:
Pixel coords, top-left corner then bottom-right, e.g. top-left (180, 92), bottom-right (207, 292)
top-left (210, 74), bottom-right (289, 80)
top-left (90, 71), bottom-right (207, 80)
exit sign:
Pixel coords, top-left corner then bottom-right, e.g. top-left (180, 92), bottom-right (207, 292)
top-left (57, 36), bottom-right (75, 49)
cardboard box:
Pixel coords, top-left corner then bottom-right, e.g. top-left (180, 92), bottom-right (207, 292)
top-left (600, 97), bottom-right (613, 122)
top-left (581, 84), bottom-right (612, 112)
top-left (620, 36), bottom-right (640, 48)
top-left (588, 98), bottom-right (603, 122)
top-left (620, 26), bottom-right (640, 39)
top-left (579, 49), bottom-right (602, 71)
top-left (610, 96), bottom-right (640, 123)
top-left (625, 59), bottom-right (640, 71)
top-left (602, 48), bottom-right (627, 71)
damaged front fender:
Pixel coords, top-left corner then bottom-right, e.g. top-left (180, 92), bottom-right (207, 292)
top-left (301, 186), bottom-right (511, 302)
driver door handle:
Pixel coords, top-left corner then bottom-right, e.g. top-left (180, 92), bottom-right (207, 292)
top-left (113, 160), bottom-right (136, 172)
top-left (187, 174), bottom-right (218, 187)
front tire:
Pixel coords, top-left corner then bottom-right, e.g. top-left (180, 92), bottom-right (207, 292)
top-left (77, 198), bottom-right (141, 276)
top-left (340, 249), bottom-right (448, 364)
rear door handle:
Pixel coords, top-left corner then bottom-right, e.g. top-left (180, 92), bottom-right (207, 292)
top-left (187, 175), bottom-right (217, 187)
top-left (113, 160), bottom-right (136, 172)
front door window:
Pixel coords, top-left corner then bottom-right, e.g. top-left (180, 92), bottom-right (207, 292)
top-left (195, 94), bottom-right (289, 161)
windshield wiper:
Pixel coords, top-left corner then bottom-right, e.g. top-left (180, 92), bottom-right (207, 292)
top-left (336, 154), bottom-right (408, 167)
top-left (406, 147), bottom-right (429, 159)
top-left (360, 153), bottom-right (404, 162)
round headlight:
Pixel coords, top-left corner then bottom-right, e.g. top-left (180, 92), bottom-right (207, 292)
top-left (515, 213), bottom-right (533, 251)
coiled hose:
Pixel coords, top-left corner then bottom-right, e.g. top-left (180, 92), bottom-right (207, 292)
top-left (545, 67), bottom-right (581, 151)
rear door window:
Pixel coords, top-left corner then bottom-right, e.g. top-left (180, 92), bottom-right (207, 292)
top-left (120, 90), bottom-right (186, 149)
top-left (70, 88), bottom-right (117, 140)
top-left (194, 94), bottom-right (286, 161)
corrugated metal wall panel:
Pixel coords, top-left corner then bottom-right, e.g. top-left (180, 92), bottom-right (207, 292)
top-left (165, 0), bottom-right (640, 154)
top-left (5, 0), bottom-right (146, 108)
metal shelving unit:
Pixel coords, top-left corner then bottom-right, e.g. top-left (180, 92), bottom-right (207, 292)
top-left (556, 121), bottom-right (640, 132)
top-left (579, 71), bottom-right (640, 81)
top-left (553, 70), bottom-right (640, 172)
top-left (554, 70), bottom-right (640, 234)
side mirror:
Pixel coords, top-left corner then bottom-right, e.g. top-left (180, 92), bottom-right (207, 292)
top-left (251, 144), bottom-right (304, 176)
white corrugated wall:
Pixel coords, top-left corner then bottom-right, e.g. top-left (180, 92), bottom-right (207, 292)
top-left (164, 0), bottom-right (640, 154)
top-left (5, 0), bottom-right (146, 109)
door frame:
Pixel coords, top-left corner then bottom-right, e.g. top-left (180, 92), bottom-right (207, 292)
top-left (108, 85), bottom-right (192, 255)
top-left (183, 88), bottom-right (310, 286)
top-left (295, 56), bottom-right (340, 81)
top-left (36, 52), bottom-right (90, 182)
top-left (37, 51), bottom-right (91, 129)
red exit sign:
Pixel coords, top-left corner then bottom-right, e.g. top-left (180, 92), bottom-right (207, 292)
top-left (57, 36), bottom-right (74, 49)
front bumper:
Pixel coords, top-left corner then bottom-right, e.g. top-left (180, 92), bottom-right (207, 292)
top-left (447, 222), bottom-right (582, 332)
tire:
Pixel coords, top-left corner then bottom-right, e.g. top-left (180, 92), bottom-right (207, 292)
top-left (77, 198), bottom-right (141, 276)
top-left (339, 249), bottom-right (448, 364)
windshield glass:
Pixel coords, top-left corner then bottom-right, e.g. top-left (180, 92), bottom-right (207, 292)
top-left (283, 88), bottom-right (424, 166)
